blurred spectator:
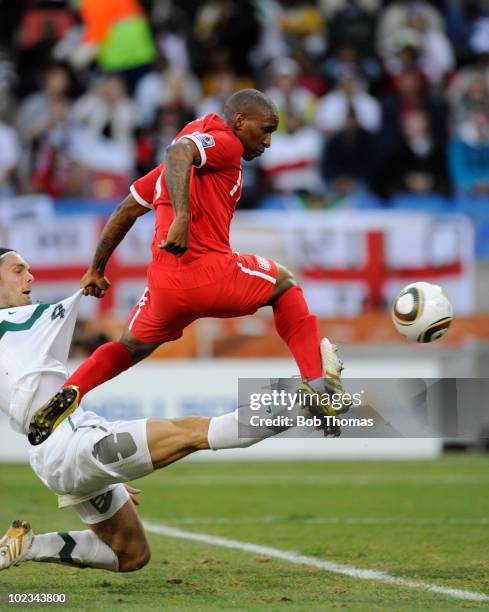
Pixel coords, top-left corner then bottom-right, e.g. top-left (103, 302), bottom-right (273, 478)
top-left (279, 0), bottom-right (326, 57)
top-left (258, 112), bottom-right (324, 197)
top-left (315, 67), bottom-right (381, 134)
top-left (469, 16), bottom-right (489, 59)
top-left (15, 3), bottom-right (74, 96)
top-left (60, 0), bottom-right (156, 93)
top-left (249, 0), bottom-right (288, 69)
top-left (292, 47), bottom-right (327, 97)
top-left (322, 42), bottom-right (381, 90)
top-left (150, 5), bottom-right (191, 73)
top-left (196, 70), bottom-right (237, 117)
top-left (377, 0), bottom-right (444, 59)
top-left (384, 39), bottom-right (425, 87)
top-left (380, 68), bottom-right (448, 154)
top-left (0, 110), bottom-right (20, 197)
top-left (448, 71), bottom-right (489, 130)
top-left (321, 107), bottom-right (377, 199)
top-left (253, 1), bottom-right (326, 99)
top-left (134, 56), bottom-right (201, 128)
top-left (447, 18), bottom-right (489, 127)
top-left (318, 0), bottom-right (379, 19)
top-left (326, 0), bottom-right (377, 59)
top-left (16, 64), bottom-right (73, 189)
top-left (0, 50), bottom-right (18, 105)
top-left (193, 0), bottom-right (260, 75)
top-left (17, 64), bottom-right (72, 140)
top-left (445, 1), bottom-right (489, 63)
top-left (265, 57), bottom-right (317, 128)
top-left (449, 110), bottom-right (489, 196)
top-left (136, 104), bottom-right (186, 174)
top-left (412, 8), bottom-right (455, 85)
top-left (31, 97), bottom-right (84, 198)
top-left (378, 0), bottom-right (454, 85)
top-left (71, 75), bottom-right (137, 179)
top-left (382, 110), bottom-right (450, 197)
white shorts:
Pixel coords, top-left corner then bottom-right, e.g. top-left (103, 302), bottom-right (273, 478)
top-left (73, 483), bottom-right (131, 525)
top-left (29, 407), bottom-right (154, 524)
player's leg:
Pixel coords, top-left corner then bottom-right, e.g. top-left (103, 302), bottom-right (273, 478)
top-left (266, 262), bottom-right (348, 433)
top-left (148, 411), bottom-right (298, 462)
top-left (86, 497), bottom-right (150, 572)
top-left (1, 488), bottom-right (149, 573)
top-left (146, 414), bottom-right (268, 465)
top-left (1, 515), bottom-right (122, 572)
top-left (146, 416), bottom-right (210, 468)
top-left (23, 526), bottom-right (120, 571)
top-left (267, 263), bottom-right (323, 380)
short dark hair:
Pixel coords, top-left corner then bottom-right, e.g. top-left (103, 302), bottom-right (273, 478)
top-left (223, 89), bottom-right (277, 122)
top-left (0, 248), bottom-right (15, 261)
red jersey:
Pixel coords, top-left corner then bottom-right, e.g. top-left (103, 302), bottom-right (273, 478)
top-left (130, 114), bottom-right (244, 270)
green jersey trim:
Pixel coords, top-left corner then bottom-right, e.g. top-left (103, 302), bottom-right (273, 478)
top-left (0, 304), bottom-right (51, 341)
top-left (68, 416), bottom-right (108, 433)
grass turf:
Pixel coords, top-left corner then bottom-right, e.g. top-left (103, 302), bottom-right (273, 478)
top-left (0, 456), bottom-right (488, 611)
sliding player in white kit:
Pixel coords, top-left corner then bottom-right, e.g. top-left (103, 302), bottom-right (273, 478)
top-left (0, 248), bottom-right (346, 573)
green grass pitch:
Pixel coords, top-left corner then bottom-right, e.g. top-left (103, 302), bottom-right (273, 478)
top-left (1, 456), bottom-right (488, 611)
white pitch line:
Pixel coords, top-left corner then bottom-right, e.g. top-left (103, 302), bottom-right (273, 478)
top-left (144, 521), bottom-right (489, 604)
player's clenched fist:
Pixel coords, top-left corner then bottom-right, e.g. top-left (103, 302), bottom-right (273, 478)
top-left (158, 215), bottom-right (189, 257)
top-left (80, 269), bottom-right (111, 298)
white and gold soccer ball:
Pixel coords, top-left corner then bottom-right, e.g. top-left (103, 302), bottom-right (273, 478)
top-left (392, 282), bottom-right (453, 343)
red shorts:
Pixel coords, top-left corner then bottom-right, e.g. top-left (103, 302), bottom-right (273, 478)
top-left (127, 253), bottom-right (278, 344)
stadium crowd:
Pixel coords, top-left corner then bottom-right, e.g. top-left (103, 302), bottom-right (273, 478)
top-left (0, 0), bottom-right (488, 210)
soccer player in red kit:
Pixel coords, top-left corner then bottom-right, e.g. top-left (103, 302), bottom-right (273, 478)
top-left (29, 89), bottom-right (347, 445)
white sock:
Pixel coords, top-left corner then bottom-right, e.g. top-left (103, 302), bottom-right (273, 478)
top-left (208, 407), bottom-right (302, 450)
top-left (208, 410), bottom-right (260, 450)
top-left (25, 530), bottom-right (119, 571)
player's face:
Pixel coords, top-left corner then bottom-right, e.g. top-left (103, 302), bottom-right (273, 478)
top-left (235, 110), bottom-right (279, 161)
top-left (0, 252), bottom-right (34, 307)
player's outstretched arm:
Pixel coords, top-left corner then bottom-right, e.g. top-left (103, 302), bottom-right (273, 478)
top-left (82, 193), bottom-right (150, 297)
top-left (159, 139), bottom-right (200, 257)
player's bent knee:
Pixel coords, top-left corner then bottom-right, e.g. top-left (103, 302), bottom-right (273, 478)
top-left (268, 264), bottom-right (297, 304)
top-left (117, 541), bottom-right (151, 572)
top-left (119, 329), bottom-right (160, 364)
top-left (277, 264), bottom-right (295, 284)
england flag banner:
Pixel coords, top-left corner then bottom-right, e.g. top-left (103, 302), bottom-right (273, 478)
top-left (231, 211), bottom-right (475, 316)
top-left (1, 210), bottom-right (474, 317)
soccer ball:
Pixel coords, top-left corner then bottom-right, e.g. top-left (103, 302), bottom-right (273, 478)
top-left (392, 282), bottom-right (453, 343)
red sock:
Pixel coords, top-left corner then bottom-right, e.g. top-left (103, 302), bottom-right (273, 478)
top-left (63, 341), bottom-right (133, 401)
top-left (273, 286), bottom-right (322, 379)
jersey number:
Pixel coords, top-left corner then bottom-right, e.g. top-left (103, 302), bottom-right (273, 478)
top-left (89, 490), bottom-right (113, 514)
top-left (51, 304), bottom-right (66, 321)
top-left (92, 433), bottom-right (138, 465)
